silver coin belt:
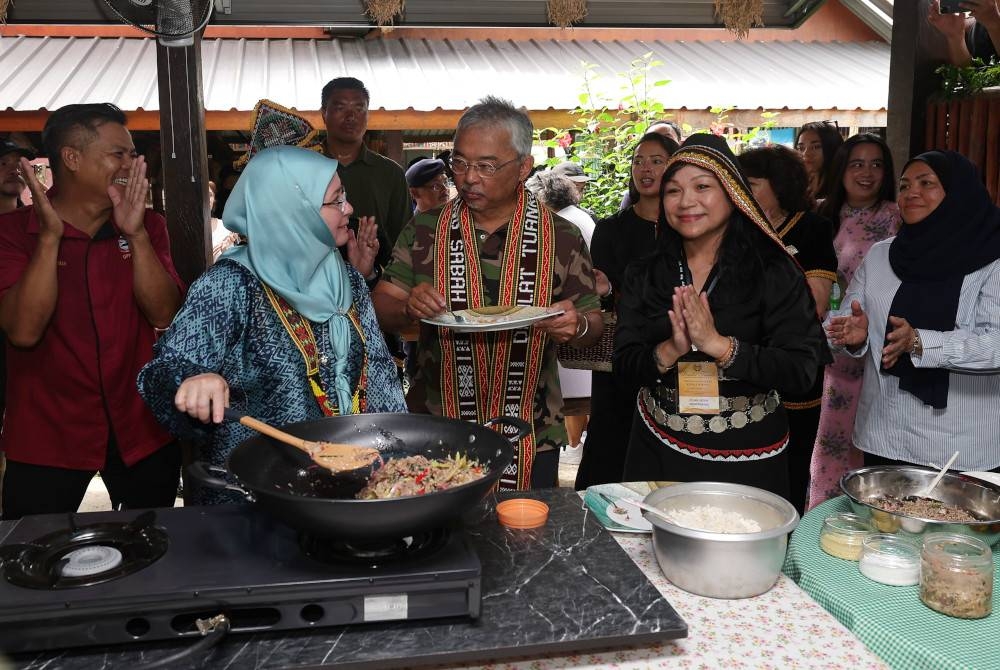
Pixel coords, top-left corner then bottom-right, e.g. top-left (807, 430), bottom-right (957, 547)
top-left (641, 387), bottom-right (781, 435)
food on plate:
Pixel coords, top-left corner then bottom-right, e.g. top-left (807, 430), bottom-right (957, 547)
top-left (870, 494), bottom-right (979, 523)
top-left (357, 454), bottom-right (485, 499)
top-left (468, 305), bottom-right (520, 316)
top-left (660, 504), bottom-right (762, 533)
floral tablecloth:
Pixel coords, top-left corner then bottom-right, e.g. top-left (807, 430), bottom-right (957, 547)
top-left (444, 488), bottom-right (888, 670)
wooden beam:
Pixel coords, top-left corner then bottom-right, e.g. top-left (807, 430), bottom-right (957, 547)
top-left (156, 38), bottom-right (211, 287)
top-left (0, 108), bottom-right (888, 133)
top-left (887, 0), bottom-right (945, 174)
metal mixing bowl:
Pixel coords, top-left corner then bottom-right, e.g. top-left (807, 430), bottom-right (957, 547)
top-left (643, 482), bottom-right (799, 599)
top-left (840, 466), bottom-right (1000, 547)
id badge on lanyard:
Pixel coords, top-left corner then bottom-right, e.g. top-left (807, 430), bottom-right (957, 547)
top-left (676, 259), bottom-right (720, 414)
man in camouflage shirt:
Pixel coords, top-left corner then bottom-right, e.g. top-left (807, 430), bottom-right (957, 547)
top-left (373, 96), bottom-right (602, 489)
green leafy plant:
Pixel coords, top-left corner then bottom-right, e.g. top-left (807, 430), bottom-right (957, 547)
top-left (537, 55), bottom-right (778, 220)
top-left (536, 53), bottom-right (672, 219)
top-left (935, 59), bottom-right (1000, 99)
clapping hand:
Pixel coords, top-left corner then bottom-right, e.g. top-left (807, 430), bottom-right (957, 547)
top-left (882, 316), bottom-right (917, 369)
top-left (20, 157), bottom-right (62, 241)
top-left (345, 215), bottom-right (379, 279)
top-left (827, 300), bottom-right (869, 351)
top-left (108, 156), bottom-right (150, 238)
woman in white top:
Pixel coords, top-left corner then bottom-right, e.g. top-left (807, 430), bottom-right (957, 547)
top-left (827, 150), bottom-right (1000, 472)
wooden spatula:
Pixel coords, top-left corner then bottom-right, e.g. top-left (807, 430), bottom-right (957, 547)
top-left (223, 409), bottom-right (381, 472)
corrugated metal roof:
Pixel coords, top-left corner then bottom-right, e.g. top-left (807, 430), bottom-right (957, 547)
top-left (0, 36), bottom-right (890, 113)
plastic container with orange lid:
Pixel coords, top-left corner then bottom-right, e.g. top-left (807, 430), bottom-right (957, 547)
top-left (496, 498), bottom-right (549, 529)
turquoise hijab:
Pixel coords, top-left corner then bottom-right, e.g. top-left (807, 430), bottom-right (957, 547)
top-left (221, 145), bottom-right (355, 414)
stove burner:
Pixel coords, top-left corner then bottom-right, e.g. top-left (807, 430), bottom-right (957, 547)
top-left (59, 545), bottom-right (124, 577)
top-left (301, 528), bottom-right (449, 565)
top-left (0, 510), bottom-right (168, 589)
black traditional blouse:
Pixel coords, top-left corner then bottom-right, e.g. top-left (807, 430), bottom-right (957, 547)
top-left (614, 240), bottom-right (828, 401)
top-left (590, 207), bottom-right (658, 310)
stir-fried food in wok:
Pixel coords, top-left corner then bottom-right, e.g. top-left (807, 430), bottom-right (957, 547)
top-left (870, 494), bottom-right (979, 523)
top-left (357, 454), bottom-right (486, 499)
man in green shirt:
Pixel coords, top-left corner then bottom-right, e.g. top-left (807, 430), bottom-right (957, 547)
top-left (373, 96), bottom-right (602, 490)
top-left (321, 77), bottom-right (410, 270)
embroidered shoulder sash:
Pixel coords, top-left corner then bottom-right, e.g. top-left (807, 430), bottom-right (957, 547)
top-left (262, 284), bottom-right (368, 416)
top-left (432, 186), bottom-right (555, 490)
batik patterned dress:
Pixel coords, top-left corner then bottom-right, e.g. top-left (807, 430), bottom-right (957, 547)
top-left (808, 201), bottom-right (900, 508)
top-left (139, 260), bottom-right (406, 505)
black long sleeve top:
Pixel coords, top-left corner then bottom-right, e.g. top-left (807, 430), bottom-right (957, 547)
top-left (613, 239), bottom-right (830, 401)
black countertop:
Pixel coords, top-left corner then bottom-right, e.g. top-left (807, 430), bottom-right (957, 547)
top-left (6, 488), bottom-right (686, 669)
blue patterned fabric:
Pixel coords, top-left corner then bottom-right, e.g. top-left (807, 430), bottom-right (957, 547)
top-left (138, 259), bottom-right (406, 505)
top-left (221, 146), bottom-right (356, 412)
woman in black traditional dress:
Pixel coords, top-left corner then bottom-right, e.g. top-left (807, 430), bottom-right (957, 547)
top-left (615, 134), bottom-right (830, 499)
top-left (739, 144), bottom-right (838, 512)
top-left (574, 132), bottom-right (678, 490)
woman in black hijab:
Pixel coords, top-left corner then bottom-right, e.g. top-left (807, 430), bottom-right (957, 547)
top-left (615, 134), bottom-right (830, 498)
top-left (828, 151), bottom-right (1000, 473)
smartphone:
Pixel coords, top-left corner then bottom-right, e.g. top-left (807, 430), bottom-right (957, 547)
top-left (938, 0), bottom-right (965, 13)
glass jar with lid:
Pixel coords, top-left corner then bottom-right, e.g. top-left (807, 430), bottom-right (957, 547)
top-left (819, 513), bottom-right (871, 561)
top-left (919, 532), bottom-right (993, 619)
top-left (859, 534), bottom-right (920, 586)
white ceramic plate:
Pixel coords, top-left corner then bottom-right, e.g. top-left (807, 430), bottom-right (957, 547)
top-left (422, 306), bottom-right (564, 333)
top-left (583, 483), bottom-right (654, 534)
top-left (605, 500), bottom-right (654, 532)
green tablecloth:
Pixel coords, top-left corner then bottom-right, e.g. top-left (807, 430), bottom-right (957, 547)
top-left (784, 496), bottom-right (999, 670)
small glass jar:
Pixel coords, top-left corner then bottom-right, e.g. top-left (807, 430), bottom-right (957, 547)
top-left (819, 513), bottom-right (872, 561)
top-left (859, 534), bottom-right (920, 586)
top-left (919, 533), bottom-right (993, 619)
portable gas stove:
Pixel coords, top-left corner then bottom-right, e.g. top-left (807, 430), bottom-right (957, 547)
top-left (0, 505), bottom-right (481, 654)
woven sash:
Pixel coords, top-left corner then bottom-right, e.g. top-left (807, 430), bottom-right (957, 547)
top-left (433, 187), bottom-right (555, 490)
top-left (263, 284), bottom-right (368, 416)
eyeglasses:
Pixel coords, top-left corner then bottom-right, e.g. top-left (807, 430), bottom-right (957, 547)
top-left (322, 189), bottom-right (349, 214)
top-left (426, 178), bottom-right (452, 193)
top-left (449, 156), bottom-right (520, 178)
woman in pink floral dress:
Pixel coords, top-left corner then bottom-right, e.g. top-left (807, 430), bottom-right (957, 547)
top-left (808, 134), bottom-right (901, 509)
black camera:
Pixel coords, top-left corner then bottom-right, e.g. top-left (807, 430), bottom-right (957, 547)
top-left (938, 0), bottom-right (965, 13)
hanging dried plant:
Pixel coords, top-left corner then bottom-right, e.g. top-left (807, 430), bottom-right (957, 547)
top-left (713, 0), bottom-right (764, 40)
top-left (0, 0), bottom-right (12, 26)
top-left (547, 0), bottom-right (588, 28)
top-left (363, 0), bottom-right (405, 27)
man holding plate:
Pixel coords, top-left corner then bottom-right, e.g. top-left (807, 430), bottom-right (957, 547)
top-left (373, 96), bottom-right (602, 490)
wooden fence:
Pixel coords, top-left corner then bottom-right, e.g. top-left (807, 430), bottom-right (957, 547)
top-left (924, 88), bottom-right (1000, 205)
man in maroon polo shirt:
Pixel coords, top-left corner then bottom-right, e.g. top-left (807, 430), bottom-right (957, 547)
top-left (0, 103), bottom-right (184, 519)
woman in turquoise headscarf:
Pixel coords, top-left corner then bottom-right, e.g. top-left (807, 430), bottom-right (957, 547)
top-left (139, 146), bottom-right (406, 505)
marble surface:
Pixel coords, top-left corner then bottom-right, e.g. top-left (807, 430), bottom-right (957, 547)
top-left (4, 489), bottom-right (686, 669)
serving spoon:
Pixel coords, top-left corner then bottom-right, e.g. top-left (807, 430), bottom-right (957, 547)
top-left (911, 450), bottom-right (960, 500)
top-left (223, 408), bottom-right (381, 473)
top-left (612, 496), bottom-right (677, 524)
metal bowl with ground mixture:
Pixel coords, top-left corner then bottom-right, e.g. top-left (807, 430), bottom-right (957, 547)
top-left (840, 466), bottom-right (1000, 547)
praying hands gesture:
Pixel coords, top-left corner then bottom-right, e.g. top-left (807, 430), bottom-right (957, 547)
top-left (674, 285), bottom-right (730, 359)
top-left (345, 215), bottom-right (379, 279)
top-left (653, 285), bottom-right (731, 371)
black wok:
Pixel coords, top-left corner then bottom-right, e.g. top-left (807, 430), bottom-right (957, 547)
top-left (186, 413), bottom-right (524, 540)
